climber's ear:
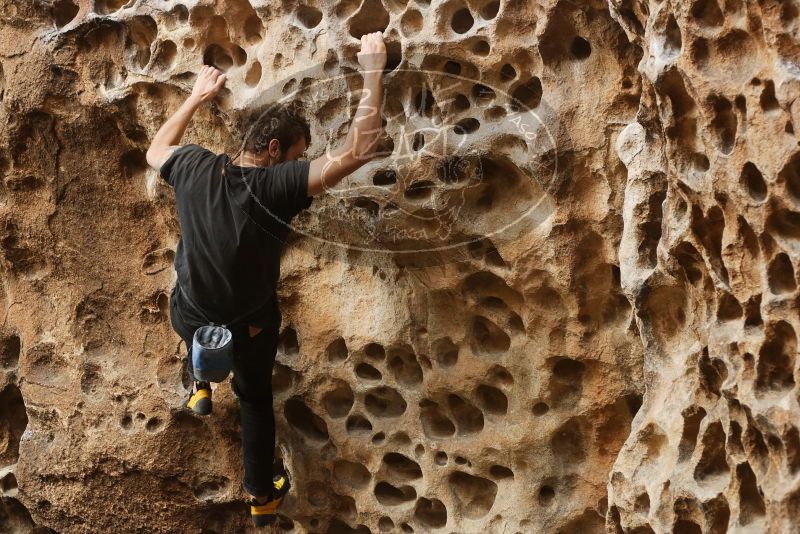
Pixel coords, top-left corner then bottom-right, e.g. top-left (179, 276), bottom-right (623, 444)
top-left (267, 138), bottom-right (282, 161)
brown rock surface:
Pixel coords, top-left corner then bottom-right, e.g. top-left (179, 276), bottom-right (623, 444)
top-left (0, 0), bottom-right (796, 533)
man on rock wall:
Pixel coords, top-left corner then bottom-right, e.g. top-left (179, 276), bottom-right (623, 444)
top-left (145, 33), bottom-right (386, 526)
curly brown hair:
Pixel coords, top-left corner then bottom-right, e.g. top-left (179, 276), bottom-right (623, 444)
top-left (240, 101), bottom-right (311, 156)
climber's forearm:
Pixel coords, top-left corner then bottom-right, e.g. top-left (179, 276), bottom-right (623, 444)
top-left (306, 71), bottom-right (384, 195)
top-left (349, 70), bottom-right (384, 159)
top-left (146, 96), bottom-right (202, 170)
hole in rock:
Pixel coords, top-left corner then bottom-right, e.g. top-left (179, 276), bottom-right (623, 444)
top-left (203, 44), bottom-right (233, 71)
top-left (272, 362), bottom-right (295, 393)
top-left (737, 462), bottom-right (765, 525)
top-left (443, 60), bottom-right (461, 75)
top-left (333, 459), bottom-right (371, 489)
top-left (472, 83), bottom-right (495, 105)
top-left (365, 386), bottom-right (407, 418)
top-left (691, 0), bottom-right (723, 26)
top-left (53, 0), bottom-right (79, 27)
top-left (452, 8), bottom-right (474, 33)
top-left (279, 327), bottom-right (299, 356)
top-left (335, 0), bottom-right (360, 18)
top-left (454, 118), bottom-right (480, 135)
top-left (489, 465), bottom-right (513, 479)
top-left (634, 492), bottom-right (650, 514)
top-left (414, 497), bottom-right (448, 528)
top-left (420, 400), bottom-right (456, 438)
top-left (532, 402), bottom-right (549, 416)
top-left (432, 337), bottom-right (459, 367)
top-left (120, 414), bottom-right (133, 430)
top-left (448, 471), bottom-right (497, 519)
top-left (510, 77), bottom-right (542, 111)
top-left (709, 94), bottom-right (737, 154)
top-left (693, 421), bottom-right (730, 484)
top-left (500, 63), bottom-right (516, 81)
top-left (412, 132), bottom-right (425, 151)
top-left (470, 316), bottom-right (510, 356)
top-left (95, 0), bottom-right (126, 15)
top-left (434, 451), bottom-right (448, 465)
top-left (244, 61), bottom-right (261, 87)
top-left (698, 350), bottom-right (727, 396)
top-left (153, 40), bottom-right (177, 71)
top-left (348, 1), bottom-right (390, 38)
top-left (767, 253), bottom-right (796, 294)
top-left (0, 333), bottom-right (20, 369)
top-left (383, 452), bottom-right (423, 480)
top-left (297, 5), bottom-right (323, 28)
top-left (481, 0), bottom-right (500, 19)
top-left (244, 14), bottom-right (263, 43)
top-left (475, 384), bottom-right (507, 415)
top-left (284, 396), bottom-right (329, 442)
top-left (323, 380), bottom-right (355, 418)
top-left (471, 39), bottom-right (490, 56)
top-left (538, 485), bottom-right (555, 505)
top-left (741, 162), bottom-right (767, 202)
top-left (760, 80), bottom-right (779, 112)
top-left (1, 472), bottom-right (17, 493)
top-left (364, 342), bottom-right (386, 361)
top-left (663, 14), bottom-right (682, 57)
top-left (405, 180), bottom-right (435, 201)
top-left (374, 481), bottom-right (416, 506)
top-left (356, 362), bottom-right (382, 381)
top-left (373, 169), bottom-right (397, 186)
top-left (387, 346), bottom-right (423, 386)
top-left (570, 36), bottom-right (591, 59)
top-left (755, 320), bottom-right (796, 393)
top-left (401, 9), bottom-right (423, 36)
top-left (678, 406), bottom-right (706, 462)
top-left (372, 431), bottom-right (385, 444)
top-left (378, 516), bottom-right (394, 531)
top-left (448, 394), bottom-right (484, 435)
top-left (0, 385), bottom-right (27, 465)
top-left (673, 520), bottom-right (702, 533)
top-left (384, 40), bottom-right (403, 73)
top-left (145, 417), bottom-right (162, 432)
top-left (413, 89), bottom-right (435, 117)
top-left (346, 414), bottom-right (373, 435)
top-left (780, 152), bottom-right (800, 203)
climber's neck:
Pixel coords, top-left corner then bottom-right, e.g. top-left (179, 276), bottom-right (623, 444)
top-left (233, 150), bottom-right (280, 168)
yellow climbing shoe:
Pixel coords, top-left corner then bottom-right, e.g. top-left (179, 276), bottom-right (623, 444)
top-left (248, 473), bottom-right (291, 527)
top-left (186, 381), bottom-right (212, 416)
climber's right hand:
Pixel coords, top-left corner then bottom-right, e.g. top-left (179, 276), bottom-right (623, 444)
top-left (356, 32), bottom-right (387, 73)
top-left (190, 65), bottom-right (227, 104)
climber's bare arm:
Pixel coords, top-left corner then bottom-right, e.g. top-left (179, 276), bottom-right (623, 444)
top-left (146, 66), bottom-right (227, 171)
top-left (307, 32), bottom-right (386, 196)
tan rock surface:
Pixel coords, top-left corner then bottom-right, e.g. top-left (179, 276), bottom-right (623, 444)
top-left (0, 0), bottom-right (796, 533)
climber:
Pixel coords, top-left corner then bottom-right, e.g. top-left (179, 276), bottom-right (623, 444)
top-left (144, 33), bottom-right (386, 526)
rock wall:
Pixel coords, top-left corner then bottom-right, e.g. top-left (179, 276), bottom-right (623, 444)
top-left (0, 0), bottom-right (796, 533)
top-left (607, 0), bottom-right (800, 533)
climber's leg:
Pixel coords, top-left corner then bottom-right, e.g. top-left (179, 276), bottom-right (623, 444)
top-left (169, 285), bottom-right (213, 415)
top-left (230, 303), bottom-right (281, 500)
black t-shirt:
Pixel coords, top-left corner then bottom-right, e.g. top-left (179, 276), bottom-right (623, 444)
top-left (160, 144), bottom-right (312, 329)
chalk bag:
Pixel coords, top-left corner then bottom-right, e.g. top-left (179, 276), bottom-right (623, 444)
top-left (191, 324), bottom-right (234, 382)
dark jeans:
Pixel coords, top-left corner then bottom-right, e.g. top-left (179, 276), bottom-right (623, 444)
top-left (169, 284), bottom-right (281, 497)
